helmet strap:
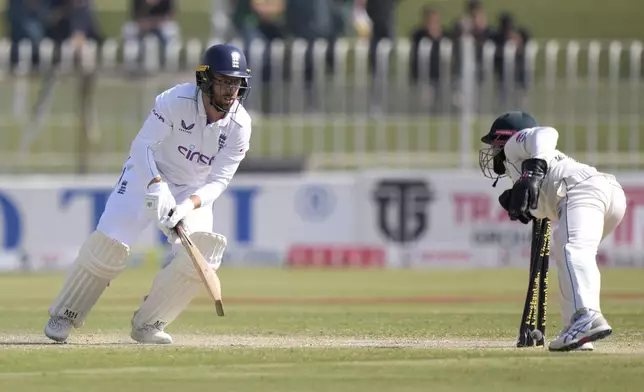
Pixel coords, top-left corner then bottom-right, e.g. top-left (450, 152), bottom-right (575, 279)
top-left (210, 95), bottom-right (226, 113)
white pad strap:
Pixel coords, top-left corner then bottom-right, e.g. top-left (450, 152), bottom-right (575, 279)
top-left (49, 231), bottom-right (130, 328)
top-left (131, 232), bottom-right (226, 330)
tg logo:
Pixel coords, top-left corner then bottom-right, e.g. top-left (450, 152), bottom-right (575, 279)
top-left (373, 179), bottom-right (434, 244)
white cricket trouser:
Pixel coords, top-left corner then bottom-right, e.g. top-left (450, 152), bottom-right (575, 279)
top-left (96, 167), bottom-right (213, 251)
top-left (552, 171), bottom-right (626, 326)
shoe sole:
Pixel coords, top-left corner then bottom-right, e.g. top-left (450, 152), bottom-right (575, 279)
top-left (44, 326), bottom-right (69, 344)
top-left (131, 339), bottom-right (172, 344)
top-left (44, 331), bottom-right (68, 344)
top-left (548, 327), bottom-right (612, 352)
top-left (132, 339), bottom-right (173, 344)
top-left (130, 332), bottom-right (173, 345)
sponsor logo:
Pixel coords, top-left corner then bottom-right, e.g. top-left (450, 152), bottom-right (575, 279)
top-left (295, 185), bottom-right (336, 222)
top-left (151, 108), bottom-right (165, 123)
top-left (180, 119), bottom-right (195, 134)
top-left (177, 145), bottom-right (215, 166)
top-left (286, 245), bottom-right (386, 268)
top-left (373, 179), bottom-right (434, 244)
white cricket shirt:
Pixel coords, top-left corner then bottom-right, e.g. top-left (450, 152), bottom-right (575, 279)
top-left (127, 83), bottom-right (251, 206)
top-left (503, 126), bottom-right (600, 220)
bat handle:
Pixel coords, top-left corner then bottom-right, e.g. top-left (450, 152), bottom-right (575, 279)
top-left (174, 220), bottom-right (186, 233)
top-left (167, 208), bottom-right (187, 235)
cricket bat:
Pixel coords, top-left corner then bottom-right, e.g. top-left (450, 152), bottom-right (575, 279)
top-left (175, 221), bottom-right (225, 316)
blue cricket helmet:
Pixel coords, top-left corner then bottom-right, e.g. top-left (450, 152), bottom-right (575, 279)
top-left (196, 44), bottom-right (251, 112)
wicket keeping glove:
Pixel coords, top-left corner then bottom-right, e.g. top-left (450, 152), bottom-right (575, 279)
top-left (498, 189), bottom-right (532, 224)
top-left (508, 158), bottom-right (547, 222)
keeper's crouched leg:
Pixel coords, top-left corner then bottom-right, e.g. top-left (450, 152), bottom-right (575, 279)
top-left (45, 231), bottom-right (130, 343)
top-left (130, 232), bottom-right (226, 344)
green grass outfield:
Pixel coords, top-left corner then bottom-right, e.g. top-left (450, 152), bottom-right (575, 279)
top-left (1, 266), bottom-right (643, 391)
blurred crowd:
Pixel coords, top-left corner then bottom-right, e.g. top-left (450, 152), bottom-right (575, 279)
top-left (3, 0), bottom-right (531, 111)
top-left (223, 1), bottom-right (530, 73)
top-left (4, 0), bottom-right (178, 66)
top-left (5, 0), bottom-right (101, 66)
top-left (221, 0), bottom-right (531, 111)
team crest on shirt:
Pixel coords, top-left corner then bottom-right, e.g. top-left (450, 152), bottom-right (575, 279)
top-left (218, 134), bottom-right (227, 151)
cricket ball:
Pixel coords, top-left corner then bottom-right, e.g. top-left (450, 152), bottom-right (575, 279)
top-left (530, 329), bottom-right (543, 341)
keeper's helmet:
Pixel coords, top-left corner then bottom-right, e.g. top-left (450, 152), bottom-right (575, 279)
top-left (478, 111), bottom-right (539, 181)
top-left (196, 44), bottom-right (251, 113)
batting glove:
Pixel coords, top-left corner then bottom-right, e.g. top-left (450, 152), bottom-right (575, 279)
top-left (144, 182), bottom-right (176, 224)
top-left (161, 199), bottom-right (195, 231)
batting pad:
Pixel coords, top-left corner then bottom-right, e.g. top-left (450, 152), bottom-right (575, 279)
top-left (131, 232), bottom-right (226, 329)
top-left (49, 231), bottom-right (130, 328)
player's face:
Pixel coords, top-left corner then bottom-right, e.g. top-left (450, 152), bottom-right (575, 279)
top-left (212, 74), bottom-right (241, 110)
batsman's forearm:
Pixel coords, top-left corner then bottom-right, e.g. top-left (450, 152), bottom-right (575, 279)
top-left (191, 151), bottom-right (244, 206)
top-left (192, 181), bottom-right (227, 207)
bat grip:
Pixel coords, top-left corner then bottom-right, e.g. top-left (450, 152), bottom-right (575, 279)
top-left (175, 221), bottom-right (188, 237)
top-left (167, 208), bottom-right (187, 235)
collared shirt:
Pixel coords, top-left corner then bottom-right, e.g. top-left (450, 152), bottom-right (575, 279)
top-left (128, 83), bottom-right (251, 206)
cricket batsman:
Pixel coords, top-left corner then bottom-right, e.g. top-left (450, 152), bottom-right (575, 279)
top-left (44, 43), bottom-right (252, 344)
top-left (479, 111), bottom-right (627, 352)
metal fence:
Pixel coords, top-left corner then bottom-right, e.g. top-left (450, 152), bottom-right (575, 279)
top-left (0, 35), bottom-right (642, 173)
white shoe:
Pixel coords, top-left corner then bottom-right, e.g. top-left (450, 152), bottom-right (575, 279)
top-left (45, 316), bottom-right (73, 343)
top-left (549, 308), bottom-right (611, 352)
top-left (551, 327), bottom-right (593, 351)
top-left (130, 324), bottom-right (173, 344)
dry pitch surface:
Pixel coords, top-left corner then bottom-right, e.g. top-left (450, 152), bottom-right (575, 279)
top-left (2, 334), bottom-right (644, 353)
